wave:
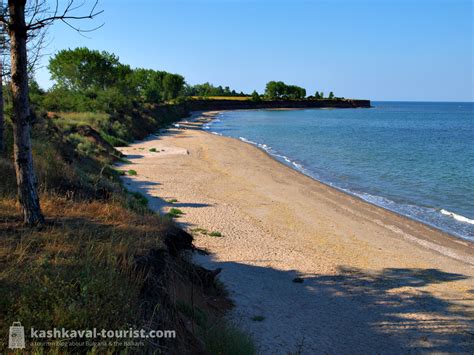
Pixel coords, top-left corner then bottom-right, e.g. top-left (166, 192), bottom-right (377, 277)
top-left (440, 209), bottom-right (474, 225)
top-left (239, 137), bottom-right (307, 172)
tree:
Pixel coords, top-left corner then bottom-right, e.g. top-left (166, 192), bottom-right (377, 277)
top-left (328, 91), bottom-right (334, 99)
top-left (187, 82), bottom-right (241, 97)
top-left (265, 81), bottom-right (306, 100)
top-left (1, 3), bottom-right (45, 154)
top-left (0, 14), bottom-right (5, 154)
top-left (0, 0), bottom-right (102, 225)
top-left (162, 73), bottom-right (184, 101)
top-left (49, 47), bottom-right (120, 91)
top-left (264, 81), bottom-right (286, 99)
top-left (251, 90), bottom-right (261, 102)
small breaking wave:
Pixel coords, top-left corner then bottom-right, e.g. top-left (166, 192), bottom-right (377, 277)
top-left (440, 209), bottom-right (474, 225)
top-left (239, 137), bottom-right (308, 174)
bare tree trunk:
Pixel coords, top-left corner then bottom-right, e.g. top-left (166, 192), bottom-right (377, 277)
top-left (0, 67), bottom-right (4, 154)
top-left (8, 0), bottom-right (43, 225)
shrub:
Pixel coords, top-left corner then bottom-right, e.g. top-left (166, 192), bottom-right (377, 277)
top-left (167, 208), bottom-right (184, 218)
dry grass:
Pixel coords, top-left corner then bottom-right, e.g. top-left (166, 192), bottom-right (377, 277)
top-left (190, 96), bottom-right (251, 101)
top-left (0, 195), bottom-right (173, 352)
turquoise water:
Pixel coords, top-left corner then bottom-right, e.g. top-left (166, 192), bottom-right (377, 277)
top-left (205, 102), bottom-right (474, 241)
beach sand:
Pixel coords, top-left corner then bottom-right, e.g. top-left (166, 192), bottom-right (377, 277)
top-left (118, 112), bottom-right (474, 354)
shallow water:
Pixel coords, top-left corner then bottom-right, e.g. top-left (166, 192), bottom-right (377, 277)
top-left (205, 102), bottom-right (474, 241)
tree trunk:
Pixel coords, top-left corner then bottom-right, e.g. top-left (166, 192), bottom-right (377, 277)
top-left (8, 0), bottom-right (44, 225)
top-left (0, 67), bottom-right (4, 154)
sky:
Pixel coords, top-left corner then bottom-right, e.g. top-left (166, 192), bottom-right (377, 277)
top-left (35, 0), bottom-right (473, 102)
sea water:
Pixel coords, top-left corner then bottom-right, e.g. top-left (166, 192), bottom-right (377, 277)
top-left (204, 102), bottom-right (474, 241)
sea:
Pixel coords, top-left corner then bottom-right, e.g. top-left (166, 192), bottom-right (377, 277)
top-left (203, 102), bottom-right (474, 241)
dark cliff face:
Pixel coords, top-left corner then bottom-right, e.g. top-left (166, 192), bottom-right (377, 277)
top-left (185, 99), bottom-right (371, 111)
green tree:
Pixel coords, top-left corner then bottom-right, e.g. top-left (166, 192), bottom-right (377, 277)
top-left (264, 81), bottom-right (286, 99)
top-left (328, 91), bottom-right (335, 99)
top-left (265, 81), bottom-right (306, 100)
top-left (251, 90), bottom-right (261, 101)
top-left (48, 47), bottom-right (121, 91)
top-left (129, 68), bottom-right (164, 102)
top-left (162, 73), bottom-right (185, 100)
top-left (187, 82), bottom-right (243, 97)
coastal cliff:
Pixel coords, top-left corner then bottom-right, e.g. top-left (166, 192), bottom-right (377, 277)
top-left (185, 98), bottom-right (371, 111)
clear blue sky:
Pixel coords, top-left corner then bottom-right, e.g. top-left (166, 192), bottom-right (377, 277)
top-left (35, 0), bottom-right (473, 101)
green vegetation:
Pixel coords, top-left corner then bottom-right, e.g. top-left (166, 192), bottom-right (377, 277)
top-left (167, 207), bottom-right (184, 218)
top-left (177, 300), bottom-right (255, 354)
top-left (167, 198), bottom-right (178, 203)
top-left (190, 95), bottom-right (251, 101)
top-left (191, 227), bottom-right (209, 235)
top-left (127, 169), bottom-right (138, 176)
top-left (37, 47), bottom-right (337, 116)
top-left (129, 191), bottom-right (149, 207)
top-left (45, 47), bottom-right (186, 113)
top-left (201, 321), bottom-right (256, 355)
top-left (149, 147), bottom-right (157, 152)
top-left (251, 90), bottom-right (262, 102)
top-left (186, 82), bottom-right (247, 97)
top-left (314, 91), bottom-right (324, 99)
top-left (209, 231), bottom-right (223, 237)
top-left (265, 81), bottom-right (306, 99)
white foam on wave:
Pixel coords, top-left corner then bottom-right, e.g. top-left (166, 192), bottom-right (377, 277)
top-left (440, 209), bottom-right (474, 225)
top-left (239, 137), bottom-right (258, 145)
top-left (239, 137), bottom-right (306, 173)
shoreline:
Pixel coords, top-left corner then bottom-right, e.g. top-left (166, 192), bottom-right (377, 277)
top-left (187, 110), bottom-right (473, 250)
top-left (117, 112), bottom-right (474, 353)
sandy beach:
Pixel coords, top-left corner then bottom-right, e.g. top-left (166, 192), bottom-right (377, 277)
top-left (118, 111), bottom-right (474, 354)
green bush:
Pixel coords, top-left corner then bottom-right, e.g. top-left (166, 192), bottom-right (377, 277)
top-left (167, 208), bottom-right (184, 218)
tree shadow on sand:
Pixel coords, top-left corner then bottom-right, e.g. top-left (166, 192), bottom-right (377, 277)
top-left (195, 254), bottom-right (474, 353)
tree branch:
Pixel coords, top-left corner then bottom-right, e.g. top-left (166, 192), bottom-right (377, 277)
top-left (26, 0), bottom-right (103, 32)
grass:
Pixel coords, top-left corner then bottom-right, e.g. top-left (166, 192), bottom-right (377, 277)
top-left (149, 148), bottom-right (157, 152)
top-left (190, 96), bottom-right (251, 101)
top-left (167, 207), bottom-right (184, 218)
top-left (201, 321), bottom-right (256, 355)
top-left (251, 316), bottom-right (266, 322)
top-left (53, 111), bottom-right (111, 128)
top-left (209, 231), bottom-right (223, 237)
top-left (129, 191), bottom-right (148, 207)
top-left (167, 198), bottom-right (178, 204)
top-left (191, 227), bottom-right (209, 235)
top-left (127, 169), bottom-right (138, 176)
top-left (0, 195), bottom-right (171, 352)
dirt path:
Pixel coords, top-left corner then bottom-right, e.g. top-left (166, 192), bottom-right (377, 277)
top-left (117, 113), bottom-right (474, 354)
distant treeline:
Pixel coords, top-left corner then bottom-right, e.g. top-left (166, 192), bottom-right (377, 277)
top-left (186, 82), bottom-right (247, 97)
top-left (29, 47), bottom-right (338, 114)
